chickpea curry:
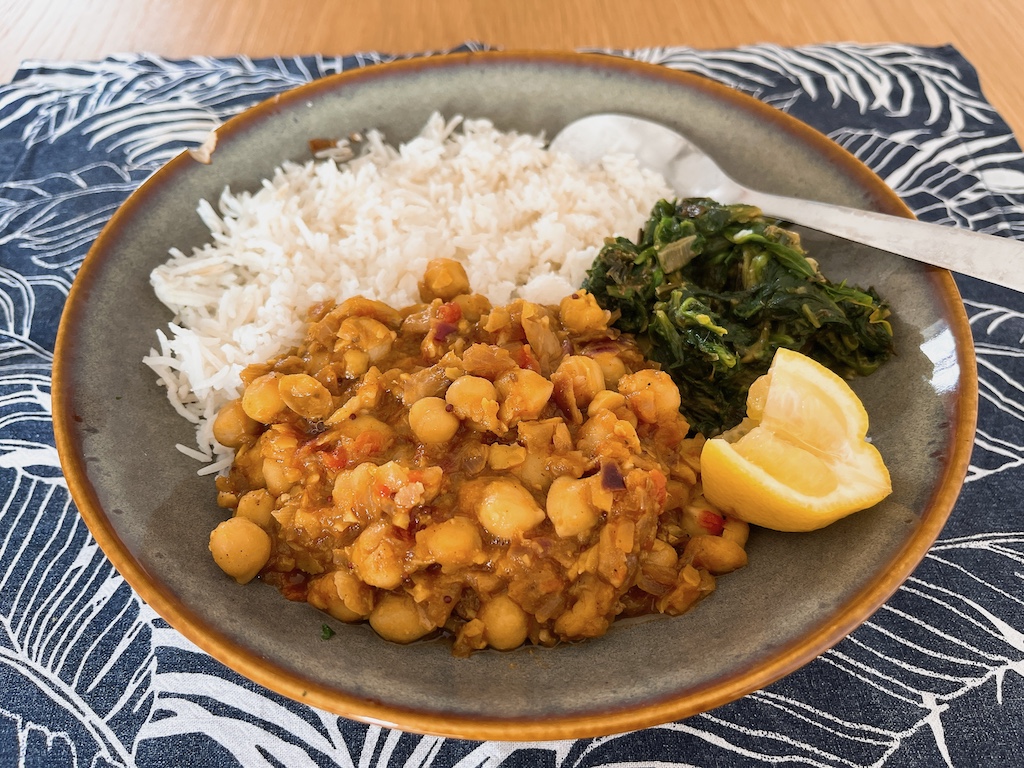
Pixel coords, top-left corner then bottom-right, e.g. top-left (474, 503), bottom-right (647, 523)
top-left (210, 258), bottom-right (749, 655)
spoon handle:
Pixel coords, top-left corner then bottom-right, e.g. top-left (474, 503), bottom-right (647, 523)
top-left (745, 190), bottom-right (1024, 292)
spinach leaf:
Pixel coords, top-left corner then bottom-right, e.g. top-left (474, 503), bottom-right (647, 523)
top-left (583, 198), bottom-right (894, 436)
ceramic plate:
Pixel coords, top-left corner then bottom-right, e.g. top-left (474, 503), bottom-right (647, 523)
top-left (53, 51), bottom-right (977, 740)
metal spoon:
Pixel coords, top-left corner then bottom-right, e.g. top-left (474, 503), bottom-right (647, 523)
top-left (549, 113), bottom-right (1024, 293)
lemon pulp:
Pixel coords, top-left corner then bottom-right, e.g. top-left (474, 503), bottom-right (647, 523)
top-left (700, 348), bottom-right (891, 532)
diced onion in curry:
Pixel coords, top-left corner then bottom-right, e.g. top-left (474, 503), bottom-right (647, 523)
top-left (210, 258), bottom-right (748, 655)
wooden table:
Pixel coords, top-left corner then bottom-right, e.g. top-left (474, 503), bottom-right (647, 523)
top-left (4, 0), bottom-right (1023, 140)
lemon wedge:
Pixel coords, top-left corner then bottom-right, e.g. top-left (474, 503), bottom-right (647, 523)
top-left (700, 348), bottom-right (891, 532)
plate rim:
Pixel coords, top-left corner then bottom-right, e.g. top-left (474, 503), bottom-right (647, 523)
top-left (52, 48), bottom-right (979, 740)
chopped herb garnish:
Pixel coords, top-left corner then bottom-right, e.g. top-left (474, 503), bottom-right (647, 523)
top-left (320, 624), bottom-right (335, 640)
top-left (583, 198), bottom-right (894, 436)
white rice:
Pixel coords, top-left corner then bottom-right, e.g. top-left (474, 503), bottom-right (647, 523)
top-left (144, 113), bottom-right (672, 467)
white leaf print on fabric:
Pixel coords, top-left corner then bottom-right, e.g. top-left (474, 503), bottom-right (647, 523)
top-left (0, 469), bottom-right (154, 767)
top-left (963, 299), bottom-right (1024, 483)
top-left (627, 43), bottom-right (997, 131)
top-left (0, 42), bottom-right (1022, 767)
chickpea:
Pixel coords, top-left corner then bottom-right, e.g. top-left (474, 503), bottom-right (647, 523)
top-left (683, 535), bottom-right (748, 575)
top-left (479, 594), bottom-right (529, 650)
top-left (681, 500), bottom-right (726, 539)
top-left (656, 564), bottom-right (708, 616)
top-left (545, 475), bottom-right (600, 538)
top-left (235, 444), bottom-right (265, 487)
top-left (445, 375), bottom-right (497, 413)
top-left (496, 368), bottom-right (553, 425)
top-left (477, 478), bottom-right (546, 540)
top-left (513, 451), bottom-right (552, 492)
top-left (576, 410), bottom-right (641, 456)
top-left (212, 399), bottom-right (260, 448)
top-left (646, 538), bottom-right (679, 570)
top-left (337, 316), bottom-right (396, 362)
top-left (278, 373), bottom-right (333, 420)
top-left (419, 257), bottom-right (471, 302)
top-left (416, 516), bottom-right (486, 571)
top-left (333, 415), bottom-right (395, 450)
top-left (445, 375), bottom-right (502, 433)
top-left (235, 489), bottom-right (275, 528)
top-left (552, 355), bottom-right (606, 411)
top-left (408, 396), bottom-right (460, 444)
top-left (217, 491), bottom-right (239, 509)
top-left (262, 459), bottom-right (299, 497)
top-left (341, 348), bottom-right (370, 378)
top-left (241, 373), bottom-right (285, 423)
top-left (591, 351), bottom-right (628, 390)
top-left (558, 290), bottom-right (611, 333)
top-left (453, 293), bottom-right (492, 322)
top-left (333, 462), bottom-right (376, 514)
top-left (618, 369), bottom-right (682, 424)
top-left (369, 593), bottom-right (435, 644)
top-left (553, 583), bottom-right (606, 639)
top-left (307, 570), bottom-right (374, 622)
top-left (350, 523), bottom-right (406, 589)
top-left (722, 517), bottom-right (750, 547)
top-left (209, 517), bottom-right (271, 584)
top-left (586, 389), bottom-right (627, 418)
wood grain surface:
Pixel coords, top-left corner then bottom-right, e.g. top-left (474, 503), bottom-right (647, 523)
top-left (3, 0), bottom-right (1023, 140)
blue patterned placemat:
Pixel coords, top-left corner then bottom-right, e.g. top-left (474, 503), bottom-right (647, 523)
top-left (2, 42), bottom-right (1022, 767)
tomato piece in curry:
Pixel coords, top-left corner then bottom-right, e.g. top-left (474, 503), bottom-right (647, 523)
top-left (209, 258), bottom-right (749, 655)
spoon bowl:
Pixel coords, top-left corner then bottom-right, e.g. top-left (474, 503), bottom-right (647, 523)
top-left (550, 113), bottom-right (1024, 292)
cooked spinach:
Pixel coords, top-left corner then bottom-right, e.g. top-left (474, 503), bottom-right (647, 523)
top-left (583, 198), bottom-right (894, 436)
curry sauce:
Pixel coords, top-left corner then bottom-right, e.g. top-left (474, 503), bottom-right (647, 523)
top-left (210, 259), bottom-right (749, 655)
